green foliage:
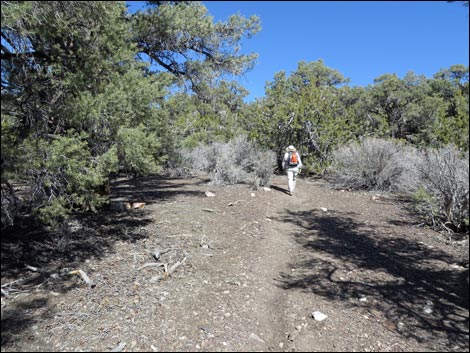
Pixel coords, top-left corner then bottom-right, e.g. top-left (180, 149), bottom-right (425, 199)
top-left (337, 68), bottom-right (469, 152)
top-left (131, 1), bottom-right (261, 92)
top-left (116, 125), bottom-right (162, 177)
top-left (251, 60), bottom-right (359, 174)
top-left (16, 132), bottom-right (118, 227)
top-left (162, 80), bottom-right (250, 159)
top-left (1, 1), bottom-right (169, 227)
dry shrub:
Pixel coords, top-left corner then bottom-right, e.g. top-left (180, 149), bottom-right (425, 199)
top-left (177, 136), bottom-right (276, 188)
top-left (415, 146), bottom-right (469, 233)
top-left (331, 138), bottom-right (469, 233)
top-left (1, 183), bottom-right (16, 228)
top-left (330, 138), bottom-right (405, 191)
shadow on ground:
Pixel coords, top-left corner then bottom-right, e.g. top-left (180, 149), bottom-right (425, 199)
top-left (1, 175), bottom-right (203, 348)
top-left (109, 175), bottom-right (209, 204)
top-left (275, 208), bottom-right (469, 350)
top-left (270, 185), bottom-right (290, 195)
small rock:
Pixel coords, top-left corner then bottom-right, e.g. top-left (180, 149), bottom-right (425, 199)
top-left (312, 311), bottom-right (328, 321)
top-left (251, 193), bottom-right (256, 197)
top-left (450, 263), bottom-right (466, 270)
top-left (359, 297), bottom-right (368, 302)
top-left (423, 305), bottom-right (433, 314)
top-left (279, 342), bottom-right (284, 349)
top-left (397, 322), bottom-right (405, 332)
top-left (205, 191), bottom-right (216, 197)
top-left (287, 330), bottom-right (299, 341)
top-left (320, 207), bottom-right (328, 212)
top-left (263, 187), bottom-right (272, 192)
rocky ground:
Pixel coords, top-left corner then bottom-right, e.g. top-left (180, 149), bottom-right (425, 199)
top-left (1, 174), bottom-right (468, 352)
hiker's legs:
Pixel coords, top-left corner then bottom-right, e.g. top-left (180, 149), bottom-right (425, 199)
top-left (287, 170), bottom-right (297, 194)
top-left (291, 170), bottom-right (298, 194)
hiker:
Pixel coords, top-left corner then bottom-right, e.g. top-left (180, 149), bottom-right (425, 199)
top-left (282, 145), bottom-right (302, 196)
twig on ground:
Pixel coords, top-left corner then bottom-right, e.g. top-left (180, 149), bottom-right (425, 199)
top-left (110, 342), bottom-right (126, 352)
top-left (228, 199), bottom-right (245, 206)
top-left (137, 263), bottom-right (166, 271)
top-left (69, 269), bottom-right (95, 288)
top-left (150, 257), bottom-right (187, 283)
top-left (25, 264), bottom-right (41, 272)
top-left (168, 257), bottom-right (186, 275)
top-left (1, 273), bottom-right (42, 288)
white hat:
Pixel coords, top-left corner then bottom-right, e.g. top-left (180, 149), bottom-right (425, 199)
top-left (286, 145), bottom-right (296, 151)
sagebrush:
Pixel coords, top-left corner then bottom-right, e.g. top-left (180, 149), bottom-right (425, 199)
top-left (174, 136), bottom-right (276, 188)
top-left (330, 138), bottom-right (469, 233)
top-left (414, 146), bottom-right (469, 233)
top-left (329, 138), bottom-right (407, 191)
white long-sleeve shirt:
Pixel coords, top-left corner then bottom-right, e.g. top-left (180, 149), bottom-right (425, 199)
top-left (282, 151), bottom-right (302, 171)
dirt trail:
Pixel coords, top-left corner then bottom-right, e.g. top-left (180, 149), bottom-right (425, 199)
top-left (1, 175), bottom-right (468, 352)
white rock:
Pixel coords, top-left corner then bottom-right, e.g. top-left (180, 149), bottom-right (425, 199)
top-left (251, 193), bottom-right (256, 197)
top-left (205, 191), bottom-right (216, 197)
top-left (423, 305), bottom-right (433, 314)
top-left (263, 187), bottom-right (272, 192)
top-left (312, 311), bottom-right (328, 321)
top-left (320, 207), bottom-right (328, 212)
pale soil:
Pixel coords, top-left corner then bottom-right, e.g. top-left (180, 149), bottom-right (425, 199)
top-left (1, 174), bottom-right (468, 352)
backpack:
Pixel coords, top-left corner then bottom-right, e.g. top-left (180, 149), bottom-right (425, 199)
top-left (287, 151), bottom-right (299, 167)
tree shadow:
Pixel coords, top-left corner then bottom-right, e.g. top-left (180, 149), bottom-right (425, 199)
top-left (1, 175), bottom-right (207, 348)
top-left (108, 174), bottom-right (210, 205)
top-left (1, 297), bottom-right (51, 348)
top-left (275, 208), bottom-right (469, 350)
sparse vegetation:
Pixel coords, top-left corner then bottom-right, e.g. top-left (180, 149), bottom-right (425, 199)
top-left (414, 146), bottom-right (469, 233)
top-left (329, 138), bottom-right (410, 191)
top-left (175, 136), bottom-right (276, 188)
top-left (1, 1), bottom-right (468, 234)
top-left (330, 139), bottom-right (469, 234)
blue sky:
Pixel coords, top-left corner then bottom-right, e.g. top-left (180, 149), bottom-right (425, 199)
top-left (126, 1), bottom-right (469, 102)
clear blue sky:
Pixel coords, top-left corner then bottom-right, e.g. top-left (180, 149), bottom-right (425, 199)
top-left (126, 1), bottom-right (469, 102)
